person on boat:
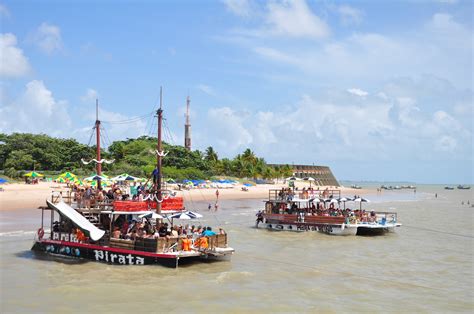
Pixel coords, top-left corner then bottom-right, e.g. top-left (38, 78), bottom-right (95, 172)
top-left (171, 226), bottom-right (179, 237)
top-left (219, 228), bottom-right (226, 235)
top-left (195, 235), bottom-right (209, 249)
top-left (158, 223), bottom-right (169, 237)
top-left (256, 211), bottom-right (264, 226)
top-left (181, 235), bottom-right (192, 251)
top-left (75, 228), bottom-right (86, 243)
top-left (370, 211), bottom-right (376, 223)
top-left (203, 226), bottom-right (216, 237)
top-left (112, 226), bottom-right (121, 238)
top-left (84, 187), bottom-right (92, 208)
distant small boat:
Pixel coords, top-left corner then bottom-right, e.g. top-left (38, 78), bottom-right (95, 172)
top-left (457, 185), bottom-right (471, 190)
top-left (444, 186), bottom-right (454, 190)
top-left (351, 184), bottom-right (362, 189)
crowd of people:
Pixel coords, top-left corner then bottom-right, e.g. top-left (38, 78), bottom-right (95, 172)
top-left (277, 187), bottom-right (333, 201)
top-left (108, 216), bottom-right (226, 249)
top-left (72, 182), bottom-right (169, 208)
top-left (266, 200), bottom-right (379, 224)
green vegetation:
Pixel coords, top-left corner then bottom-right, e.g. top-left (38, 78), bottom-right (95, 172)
top-left (0, 133), bottom-right (293, 181)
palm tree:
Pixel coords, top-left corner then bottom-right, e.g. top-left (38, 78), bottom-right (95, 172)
top-left (242, 148), bottom-right (256, 165)
top-left (204, 146), bottom-right (218, 163)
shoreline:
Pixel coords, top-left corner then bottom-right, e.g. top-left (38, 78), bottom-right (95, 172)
top-left (0, 181), bottom-right (372, 212)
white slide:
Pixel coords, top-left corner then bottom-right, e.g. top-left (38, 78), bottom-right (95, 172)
top-left (46, 200), bottom-right (105, 241)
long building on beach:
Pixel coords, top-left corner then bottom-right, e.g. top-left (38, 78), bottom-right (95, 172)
top-left (270, 164), bottom-right (340, 187)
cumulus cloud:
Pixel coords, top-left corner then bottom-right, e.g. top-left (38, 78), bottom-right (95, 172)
top-left (200, 77), bottom-right (471, 163)
top-left (347, 88), bottom-right (368, 97)
top-left (29, 22), bottom-right (62, 54)
top-left (227, 9), bottom-right (472, 90)
top-left (0, 80), bottom-right (71, 136)
top-left (207, 107), bottom-right (253, 151)
top-left (337, 5), bottom-right (364, 25)
top-left (0, 33), bottom-right (32, 78)
top-left (225, 0), bottom-right (330, 39)
top-left (265, 0), bottom-right (330, 38)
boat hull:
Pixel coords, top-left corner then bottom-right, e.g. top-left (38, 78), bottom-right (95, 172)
top-left (31, 239), bottom-right (222, 268)
top-left (258, 222), bottom-right (400, 236)
top-left (260, 222), bottom-right (357, 236)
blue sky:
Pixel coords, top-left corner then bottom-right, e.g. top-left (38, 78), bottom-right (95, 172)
top-left (0, 0), bottom-right (472, 184)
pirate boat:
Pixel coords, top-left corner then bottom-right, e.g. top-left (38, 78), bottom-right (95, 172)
top-left (31, 90), bottom-right (234, 267)
top-left (256, 188), bottom-right (401, 236)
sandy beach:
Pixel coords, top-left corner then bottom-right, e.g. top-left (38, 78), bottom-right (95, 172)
top-left (0, 181), bottom-right (368, 211)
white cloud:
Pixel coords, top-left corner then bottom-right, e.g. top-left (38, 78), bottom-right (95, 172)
top-left (265, 0), bottom-right (330, 39)
top-left (0, 80), bottom-right (71, 135)
top-left (337, 5), bottom-right (363, 25)
top-left (227, 10), bottom-right (472, 89)
top-left (223, 0), bottom-right (252, 17)
top-left (199, 78), bottom-right (471, 164)
top-left (197, 84), bottom-right (217, 96)
top-left (81, 88), bottom-right (99, 103)
top-left (29, 22), bottom-right (62, 54)
top-left (347, 88), bottom-right (368, 97)
top-left (207, 107), bottom-right (253, 151)
top-left (0, 3), bottom-right (10, 18)
top-left (0, 33), bottom-right (32, 78)
top-left (225, 0), bottom-right (330, 39)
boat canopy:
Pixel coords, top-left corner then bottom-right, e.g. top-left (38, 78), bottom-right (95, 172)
top-left (47, 200), bottom-right (105, 241)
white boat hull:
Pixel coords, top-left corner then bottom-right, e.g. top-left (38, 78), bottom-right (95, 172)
top-left (260, 222), bottom-right (401, 236)
top-left (261, 222), bottom-right (358, 236)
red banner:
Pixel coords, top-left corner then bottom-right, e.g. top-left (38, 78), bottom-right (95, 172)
top-left (113, 197), bottom-right (184, 212)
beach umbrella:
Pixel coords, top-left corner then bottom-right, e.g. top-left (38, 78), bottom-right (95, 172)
top-left (309, 197), bottom-right (323, 203)
top-left (286, 176), bottom-right (300, 181)
top-left (138, 211), bottom-right (164, 219)
top-left (124, 175), bottom-right (141, 181)
top-left (59, 172), bottom-right (77, 180)
top-left (303, 176), bottom-right (316, 187)
top-left (24, 171), bottom-right (44, 178)
top-left (168, 212), bottom-right (197, 220)
top-left (90, 180), bottom-right (110, 187)
top-left (84, 174), bottom-right (108, 182)
top-left (56, 177), bottom-right (67, 183)
top-left (184, 210), bottom-right (203, 218)
top-left (353, 197), bottom-right (370, 210)
top-left (337, 197), bottom-right (351, 209)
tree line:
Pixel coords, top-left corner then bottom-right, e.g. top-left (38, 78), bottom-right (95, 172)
top-left (0, 133), bottom-right (293, 181)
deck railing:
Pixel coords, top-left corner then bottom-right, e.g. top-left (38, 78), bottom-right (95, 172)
top-left (268, 189), bottom-right (341, 201)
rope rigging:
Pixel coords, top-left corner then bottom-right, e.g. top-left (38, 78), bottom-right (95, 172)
top-left (101, 111), bottom-right (154, 124)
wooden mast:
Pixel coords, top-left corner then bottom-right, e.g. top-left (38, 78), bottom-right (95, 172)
top-left (156, 87), bottom-right (163, 213)
top-left (95, 99), bottom-right (102, 189)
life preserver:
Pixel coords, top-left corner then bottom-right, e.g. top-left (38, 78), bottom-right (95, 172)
top-left (37, 228), bottom-right (44, 239)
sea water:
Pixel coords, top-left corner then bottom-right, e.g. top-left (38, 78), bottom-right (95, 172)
top-left (0, 185), bottom-right (472, 312)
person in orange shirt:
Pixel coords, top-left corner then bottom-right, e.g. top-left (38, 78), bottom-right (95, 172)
top-left (75, 228), bottom-right (86, 242)
top-left (181, 235), bottom-right (192, 251)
